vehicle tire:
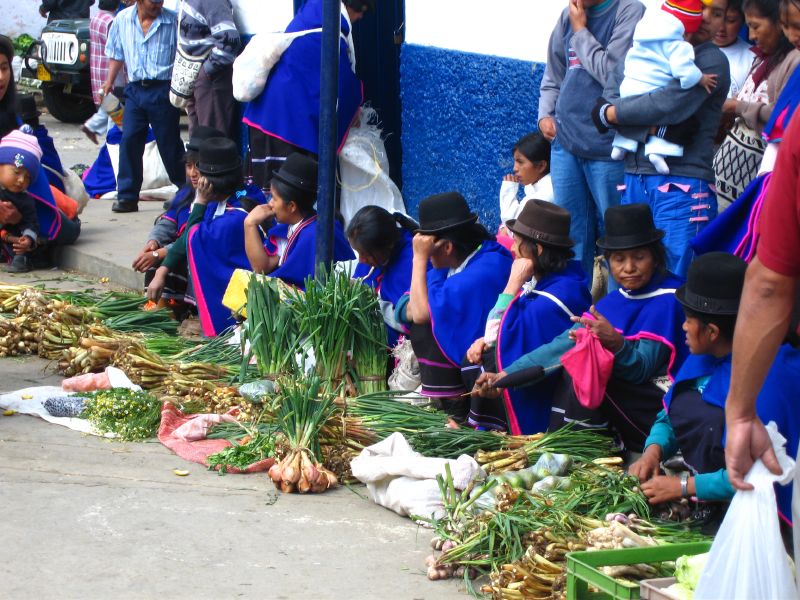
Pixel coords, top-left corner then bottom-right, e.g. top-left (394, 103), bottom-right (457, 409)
top-left (41, 84), bottom-right (95, 123)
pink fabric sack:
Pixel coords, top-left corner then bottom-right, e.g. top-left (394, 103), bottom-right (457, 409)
top-left (560, 327), bottom-right (614, 409)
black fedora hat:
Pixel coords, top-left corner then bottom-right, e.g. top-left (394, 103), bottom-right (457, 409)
top-left (186, 125), bottom-right (224, 152)
top-left (197, 137), bottom-right (241, 175)
top-left (16, 94), bottom-right (40, 121)
top-left (676, 252), bottom-right (746, 315)
top-left (507, 199), bottom-right (574, 248)
top-left (272, 153), bottom-right (318, 195)
top-left (416, 191), bottom-right (478, 235)
top-left (596, 203), bottom-right (665, 250)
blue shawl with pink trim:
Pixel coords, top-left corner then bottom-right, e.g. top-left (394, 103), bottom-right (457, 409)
top-left (427, 240), bottom-right (512, 366)
top-left (265, 213), bottom-right (355, 289)
top-left (353, 231), bottom-right (415, 346)
top-left (163, 185), bottom-right (194, 235)
top-left (595, 272), bottom-right (688, 379)
top-left (242, 0), bottom-right (363, 154)
top-left (497, 261), bottom-right (592, 435)
top-left (187, 199), bottom-right (252, 336)
top-left (664, 347), bottom-right (800, 523)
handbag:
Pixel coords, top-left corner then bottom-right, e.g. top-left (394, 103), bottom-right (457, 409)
top-left (169, 2), bottom-right (212, 109)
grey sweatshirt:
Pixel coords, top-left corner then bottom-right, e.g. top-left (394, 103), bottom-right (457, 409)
top-left (538, 0), bottom-right (645, 160)
top-left (178, 0), bottom-right (240, 76)
top-left (604, 41), bottom-right (731, 182)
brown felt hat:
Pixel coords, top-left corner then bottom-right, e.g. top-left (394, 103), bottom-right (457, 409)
top-left (506, 200), bottom-right (574, 248)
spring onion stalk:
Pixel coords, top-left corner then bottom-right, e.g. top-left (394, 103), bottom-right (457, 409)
top-left (244, 274), bottom-right (300, 378)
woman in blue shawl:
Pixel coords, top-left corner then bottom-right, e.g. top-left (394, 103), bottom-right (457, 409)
top-left (478, 204), bottom-right (687, 453)
top-left (347, 205), bottom-right (419, 347)
top-left (244, 153), bottom-right (354, 288)
top-left (463, 200), bottom-right (592, 434)
top-left (148, 137), bottom-right (253, 336)
top-left (394, 192), bottom-right (512, 422)
top-left (243, 0), bottom-right (369, 188)
top-left (629, 253), bottom-right (800, 528)
top-left (0, 36), bottom-right (80, 264)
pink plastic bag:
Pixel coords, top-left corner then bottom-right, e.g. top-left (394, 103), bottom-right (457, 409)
top-left (62, 371), bottom-right (111, 392)
top-left (172, 412), bottom-right (238, 441)
top-left (560, 327), bottom-right (614, 409)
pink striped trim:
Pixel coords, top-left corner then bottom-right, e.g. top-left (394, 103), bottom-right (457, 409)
top-left (161, 214), bottom-right (178, 224)
top-left (657, 182), bottom-right (691, 193)
top-left (690, 192), bottom-right (710, 199)
top-left (29, 190), bottom-right (62, 239)
top-left (422, 389), bottom-right (466, 398)
top-left (690, 204), bottom-right (710, 211)
top-left (496, 291), bottom-right (523, 435)
top-left (428, 311), bottom-right (460, 368)
top-left (418, 356), bottom-right (455, 369)
top-left (733, 172), bottom-right (771, 261)
top-left (689, 216), bottom-right (709, 223)
top-left (778, 508), bottom-right (793, 526)
top-left (186, 224), bottom-right (216, 337)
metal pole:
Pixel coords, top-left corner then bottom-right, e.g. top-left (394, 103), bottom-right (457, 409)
top-left (316, 0), bottom-right (341, 276)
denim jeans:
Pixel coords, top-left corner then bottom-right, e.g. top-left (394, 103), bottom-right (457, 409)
top-left (117, 81), bottom-right (185, 203)
top-left (621, 173), bottom-right (717, 278)
top-left (550, 140), bottom-right (624, 279)
top-left (84, 105), bottom-right (112, 137)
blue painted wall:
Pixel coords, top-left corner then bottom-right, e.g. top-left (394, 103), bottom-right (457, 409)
top-left (400, 44), bottom-right (546, 231)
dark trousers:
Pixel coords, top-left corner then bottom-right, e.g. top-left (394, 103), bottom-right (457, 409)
top-left (117, 81), bottom-right (185, 203)
top-left (247, 127), bottom-right (313, 191)
top-left (186, 66), bottom-right (239, 142)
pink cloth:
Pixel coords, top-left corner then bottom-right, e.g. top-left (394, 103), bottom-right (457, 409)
top-left (158, 403), bottom-right (274, 474)
top-left (560, 327), bottom-right (614, 410)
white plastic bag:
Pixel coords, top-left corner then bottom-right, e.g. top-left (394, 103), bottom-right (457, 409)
top-left (350, 432), bottom-right (481, 522)
top-left (338, 107), bottom-right (407, 228)
top-left (694, 422), bottom-right (798, 600)
top-left (232, 28), bottom-right (322, 102)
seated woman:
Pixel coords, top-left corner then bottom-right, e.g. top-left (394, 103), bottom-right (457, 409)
top-left (17, 93), bottom-right (65, 193)
top-left (147, 137), bottom-right (253, 336)
top-left (477, 204), bottom-right (687, 452)
top-left (463, 200), bottom-right (592, 434)
top-left (497, 132), bottom-right (553, 248)
top-left (132, 126), bottom-right (222, 311)
top-left (0, 35), bottom-right (80, 266)
top-left (394, 192), bottom-right (512, 419)
top-left (347, 205), bottom-right (419, 347)
top-left (243, 153), bottom-right (354, 288)
top-left (628, 252), bottom-right (799, 526)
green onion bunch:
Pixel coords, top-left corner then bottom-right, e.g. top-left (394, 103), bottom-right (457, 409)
top-left (244, 275), bottom-right (300, 378)
top-left (288, 270), bottom-right (387, 395)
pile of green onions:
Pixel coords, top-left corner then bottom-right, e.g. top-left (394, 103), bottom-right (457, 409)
top-left (244, 274), bottom-right (300, 378)
top-left (288, 270), bottom-right (387, 395)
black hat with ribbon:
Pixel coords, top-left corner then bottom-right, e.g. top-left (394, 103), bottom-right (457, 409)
top-left (415, 191), bottom-right (478, 235)
top-left (186, 126), bottom-right (224, 152)
top-left (271, 153), bottom-right (318, 195)
top-left (596, 203), bottom-right (665, 250)
top-left (506, 199), bottom-right (574, 248)
top-left (197, 137), bottom-right (242, 175)
top-left (676, 252), bottom-right (747, 315)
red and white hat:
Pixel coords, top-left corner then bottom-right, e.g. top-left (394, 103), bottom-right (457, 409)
top-left (0, 129), bottom-right (42, 181)
top-left (662, 0), bottom-right (706, 34)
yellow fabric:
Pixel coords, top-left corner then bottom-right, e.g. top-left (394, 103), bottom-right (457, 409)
top-left (222, 268), bottom-right (255, 317)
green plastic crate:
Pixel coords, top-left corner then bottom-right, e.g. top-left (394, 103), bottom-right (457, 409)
top-left (566, 542), bottom-right (712, 600)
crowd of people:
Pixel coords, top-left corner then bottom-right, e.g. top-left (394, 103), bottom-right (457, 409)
top-left (2, 0), bottom-right (800, 562)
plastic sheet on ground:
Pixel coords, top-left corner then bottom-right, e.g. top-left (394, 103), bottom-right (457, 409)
top-left (0, 386), bottom-right (110, 437)
top-left (157, 403), bottom-right (274, 474)
top-left (350, 432), bottom-right (481, 522)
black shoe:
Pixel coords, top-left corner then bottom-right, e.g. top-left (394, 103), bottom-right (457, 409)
top-left (112, 200), bottom-right (139, 213)
top-left (6, 254), bottom-right (31, 273)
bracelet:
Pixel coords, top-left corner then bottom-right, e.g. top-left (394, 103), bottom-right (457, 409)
top-left (680, 472), bottom-right (690, 498)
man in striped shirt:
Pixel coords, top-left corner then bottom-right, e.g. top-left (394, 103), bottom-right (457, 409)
top-left (102, 0), bottom-right (185, 213)
top-left (82, 0), bottom-right (121, 144)
top-left (178, 0), bottom-right (240, 139)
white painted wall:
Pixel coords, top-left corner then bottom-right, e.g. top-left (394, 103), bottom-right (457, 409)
top-left (406, 0), bottom-right (664, 63)
top-left (0, 0), bottom-right (293, 40)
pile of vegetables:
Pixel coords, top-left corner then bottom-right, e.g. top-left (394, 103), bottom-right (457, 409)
top-left (267, 375), bottom-right (339, 493)
top-left (206, 426), bottom-right (277, 475)
top-left (286, 271), bottom-right (388, 395)
top-left (244, 275), bottom-right (299, 378)
top-left (79, 388), bottom-right (162, 441)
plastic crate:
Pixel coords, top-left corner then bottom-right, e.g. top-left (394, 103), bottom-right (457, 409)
top-left (566, 542), bottom-right (711, 600)
top-left (639, 577), bottom-right (680, 600)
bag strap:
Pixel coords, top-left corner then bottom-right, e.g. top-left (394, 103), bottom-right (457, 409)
top-left (527, 289), bottom-right (576, 319)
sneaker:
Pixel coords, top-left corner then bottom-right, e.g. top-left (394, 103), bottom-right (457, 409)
top-left (6, 254), bottom-right (31, 273)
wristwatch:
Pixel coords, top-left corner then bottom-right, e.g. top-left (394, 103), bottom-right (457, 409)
top-left (680, 472), bottom-right (690, 498)
top-left (151, 251), bottom-right (159, 259)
